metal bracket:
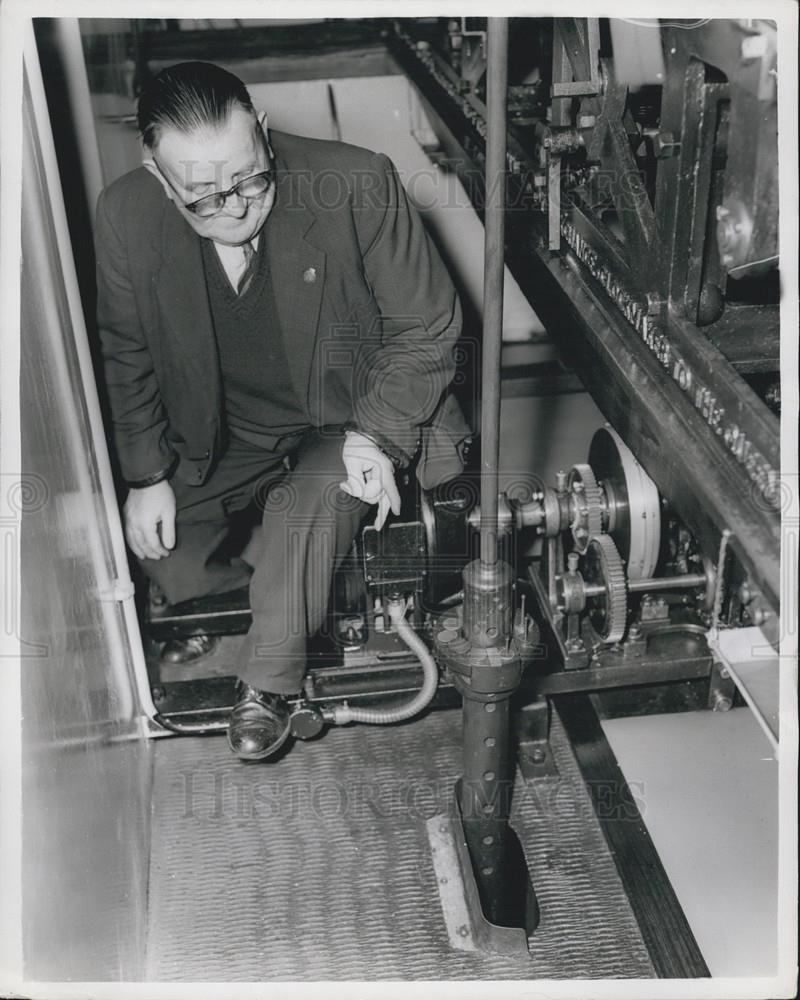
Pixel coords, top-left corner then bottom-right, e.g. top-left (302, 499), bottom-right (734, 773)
top-left (515, 698), bottom-right (560, 780)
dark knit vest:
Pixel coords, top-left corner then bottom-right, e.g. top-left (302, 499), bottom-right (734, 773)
top-left (201, 236), bottom-right (308, 448)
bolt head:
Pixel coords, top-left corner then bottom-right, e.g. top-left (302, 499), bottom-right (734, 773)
top-left (653, 130), bottom-right (677, 157)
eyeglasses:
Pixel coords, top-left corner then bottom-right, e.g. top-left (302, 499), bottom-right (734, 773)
top-left (184, 169), bottom-right (274, 217)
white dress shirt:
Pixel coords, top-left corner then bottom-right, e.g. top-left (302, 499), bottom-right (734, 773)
top-left (213, 235), bottom-right (260, 292)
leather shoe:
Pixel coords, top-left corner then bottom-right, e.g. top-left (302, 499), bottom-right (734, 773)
top-left (227, 683), bottom-right (292, 760)
top-left (160, 634), bottom-right (220, 664)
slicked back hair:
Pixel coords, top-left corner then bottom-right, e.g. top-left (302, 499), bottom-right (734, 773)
top-left (137, 61), bottom-right (255, 149)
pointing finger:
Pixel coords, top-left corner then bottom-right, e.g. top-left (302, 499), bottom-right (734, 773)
top-left (374, 492), bottom-right (391, 531)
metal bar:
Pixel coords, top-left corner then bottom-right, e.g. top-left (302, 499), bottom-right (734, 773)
top-left (604, 116), bottom-right (657, 261)
top-left (550, 24), bottom-right (573, 128)
top-left (528, 655), bottom-right (712, 696)
top-left (595, 59), bottom-right (658, 267)
top-left (681, 82), bottom-right (729, 322)
top-left (552, 81), bottom-right (598, 97)
top-left (585, 17), bottom-right (601, 89)
top-left (557, 18), bottom-right (597, 88)
top-left (548, 154), bottom-right (561, 250)
top-left (479, 17), bottom-right (508, 568)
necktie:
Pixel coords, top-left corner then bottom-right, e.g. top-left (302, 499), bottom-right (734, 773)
top-left (237, 241), bottom-right (257, 296)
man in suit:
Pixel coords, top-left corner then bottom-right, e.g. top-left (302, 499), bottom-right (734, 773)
top-left (95, 62), bottom-right (469, 760)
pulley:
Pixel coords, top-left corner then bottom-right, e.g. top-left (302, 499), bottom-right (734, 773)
top-left (588, 425), bottom-right (661, 581)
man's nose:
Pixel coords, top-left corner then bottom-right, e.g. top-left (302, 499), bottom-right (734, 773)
top-left (224, 191), bottom-right (248, 218)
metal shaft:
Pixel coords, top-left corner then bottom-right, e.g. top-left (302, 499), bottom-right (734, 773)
top-left (628, 573), bottom-right (709, 594)
top-left (582, 572), bottom-right (709, 599)
top-left (479, 17), bottom-right (509, 568)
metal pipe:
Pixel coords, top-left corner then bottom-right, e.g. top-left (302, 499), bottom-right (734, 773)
top-left (459, 696), bottom-right (515, 925)
top-left (479, 17), bottom-right (509, 567)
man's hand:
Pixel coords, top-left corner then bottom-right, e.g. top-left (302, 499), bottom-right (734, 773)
top-left (123, 480), bottom-right (176, 560)
top-left (339, 431), bottom-right (401, 531)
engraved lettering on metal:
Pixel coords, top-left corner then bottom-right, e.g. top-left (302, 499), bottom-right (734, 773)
top-left (560, 219), bottom-right (776, 497)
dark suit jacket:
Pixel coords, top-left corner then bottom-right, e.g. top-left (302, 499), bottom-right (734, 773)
top-left (95, 129), bottom-right (471, 492)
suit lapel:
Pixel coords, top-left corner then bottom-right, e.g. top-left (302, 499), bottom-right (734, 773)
top-left (154, 202), bottom-right (222, 407)
top-left (265, 150), bottom-right (327, 413)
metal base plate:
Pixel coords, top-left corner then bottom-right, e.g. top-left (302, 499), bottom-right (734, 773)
top-left (426, 786), bottom-right (538, 955)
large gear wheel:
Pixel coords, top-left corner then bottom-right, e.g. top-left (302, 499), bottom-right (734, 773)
top-left (581, 533), bottom-right (628, 643)
top-left (567, 463), bottom-right (603, 553)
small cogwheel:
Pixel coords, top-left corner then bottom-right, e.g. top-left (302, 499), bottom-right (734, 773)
top-left (567, 463), bottom-right (603, 553)
top-left (581, 534), bottom-right (628, 643)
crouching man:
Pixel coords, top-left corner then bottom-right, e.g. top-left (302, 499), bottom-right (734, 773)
top-left (95, 62), bottom-right (469, 760)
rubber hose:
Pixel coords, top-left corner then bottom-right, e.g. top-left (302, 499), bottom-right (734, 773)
top-left (327, 601), bottom-right (439, 725)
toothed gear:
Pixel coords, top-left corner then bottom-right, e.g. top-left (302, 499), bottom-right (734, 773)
top-left (581, 534), bottom-right (628, 643)
top-left (567, 463), bottom-right (603, 553)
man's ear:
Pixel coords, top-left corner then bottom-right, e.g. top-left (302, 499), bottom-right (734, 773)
top-left (257, 111), bottom-right (275, 160)
top-left (142, 157), bottom-right (174, 201)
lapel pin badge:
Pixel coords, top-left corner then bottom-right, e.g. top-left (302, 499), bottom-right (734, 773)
top-left (303, 267), bottom-right (317, 283)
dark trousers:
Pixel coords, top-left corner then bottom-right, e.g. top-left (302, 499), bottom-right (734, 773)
top-left (138, 428), bottom-right (368, 694)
